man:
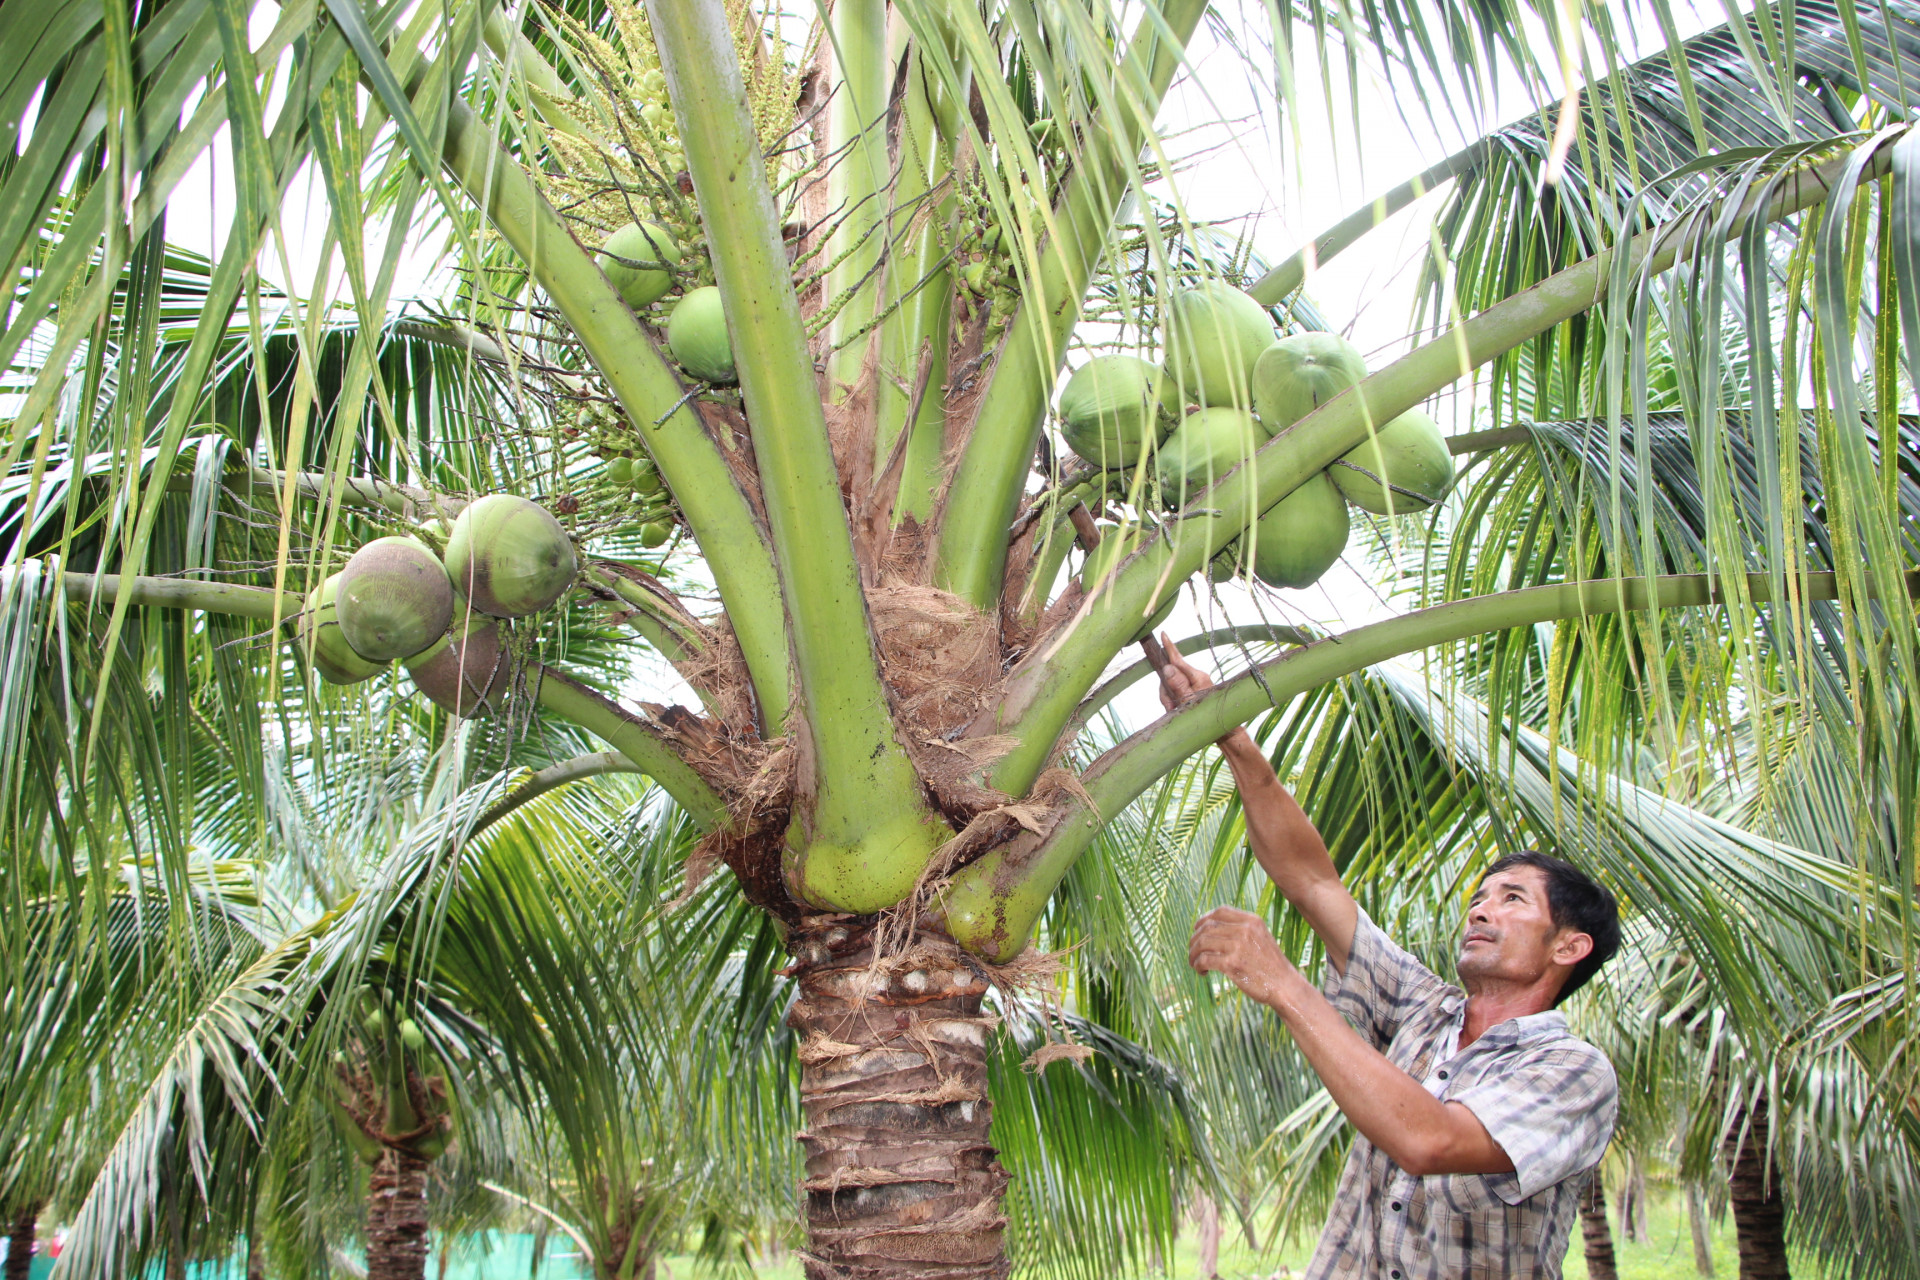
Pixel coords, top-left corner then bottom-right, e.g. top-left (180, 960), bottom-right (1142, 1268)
top-left (1159, 639), bottom-right (1621, 1279)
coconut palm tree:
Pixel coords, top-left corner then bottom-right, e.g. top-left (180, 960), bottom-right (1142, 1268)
top-left (8, 0), bottom-right (1920, 1272)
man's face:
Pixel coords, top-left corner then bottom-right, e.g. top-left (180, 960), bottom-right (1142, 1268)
top-left (1456, 865), bottom-right (1584, 994)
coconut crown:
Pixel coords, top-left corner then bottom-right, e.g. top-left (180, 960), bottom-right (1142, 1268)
top-left (1155, 406), bottom-right (1268, 505)
top-left (1252, 332), bottom-right (1369, 433)
top-left (299, 573), bottom-right (387, 685)
top-left (444, 495), bottom-right (579, 619)
top-left (335, 536), bottom-right (456, 663)
top-left (1243, 470), bottom-right (1351, 589)
top-left (406, 614), bottom-right (511, 718)
top-left (667, 286), bottom-right (737, 384)
top-left (596, 222), bottom-right (682, 309)
top-left (1057, 355), bottom-right (1171, 469)
top-left (1166, 282), bottom-right (1276, 409)
top-left (1331, 408), bottom-right (1456, 515)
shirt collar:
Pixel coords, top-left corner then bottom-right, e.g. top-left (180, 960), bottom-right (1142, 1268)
top-left (1452, 1005), bottom-right (1570, 1049)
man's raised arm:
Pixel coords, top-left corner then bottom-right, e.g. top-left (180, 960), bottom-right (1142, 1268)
top-left (1156, 636), bottom-right (1361, 971)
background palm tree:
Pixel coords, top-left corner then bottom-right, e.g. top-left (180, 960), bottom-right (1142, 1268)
top-left (7, 0), bottom-right (1920, 1274)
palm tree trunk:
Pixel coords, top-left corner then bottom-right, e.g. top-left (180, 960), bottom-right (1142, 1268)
top-left (4, 1203), bottom-right (37, 1280)
top-left (1581, 1176), bottom-right (1620, 1280)
top-left (1688, 1183), bottom-right (1716, 1277)
top-left (786, 923), bottom-right (1008, 1279)
top-left (1626, 1158), bottom-right (1651, 1243)
top-left (1726, 1098), bottom-right (1790, 1279)
top-left (1194, 1194), bottom-right (1221, 1280)
top-left (366, 1148), bottom-right (431, 1280)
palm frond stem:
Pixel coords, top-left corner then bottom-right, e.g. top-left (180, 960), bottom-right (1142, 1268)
top-left (436, 95), bottom-right (796, 726)
top-left (933, 0), bottom-right (1212, 608)
top-left (647, 0), bottom-right (947, 912)
top-left (981, 129), bottom-right (1905, 801)
top-left (1250, 139), bottom-right (1493, 305)
top-left (471, 752), bottom-right (641, 838)
top-left (1060, 625), bottom-right (1318, 747)
top-left (942, 568), bottom-right (1920, 960)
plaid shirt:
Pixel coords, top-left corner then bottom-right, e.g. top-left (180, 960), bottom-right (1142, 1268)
top-left (1304, 910), bottom-right (1617, 1280)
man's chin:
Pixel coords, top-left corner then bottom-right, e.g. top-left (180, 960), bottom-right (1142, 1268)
top-left (1455, 952), bottom-right (1494, 982)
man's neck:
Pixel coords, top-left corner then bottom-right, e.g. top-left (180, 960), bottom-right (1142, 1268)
top-left (1460, 984), bottom-right (1558, 1049)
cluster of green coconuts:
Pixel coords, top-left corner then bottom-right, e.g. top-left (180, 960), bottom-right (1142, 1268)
top-left (1057, 280), bottom-right (1455, 593)
top-left (593, 221), bottom-right (737, 385)
top-left (298, 495), bottom-right (578, 714)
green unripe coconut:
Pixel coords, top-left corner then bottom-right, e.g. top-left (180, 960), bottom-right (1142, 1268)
top-left (336, 537), bottom-right (455, 663)
top-left (1167, 281), bottom-right (1275, 408)
top-left (962, 261), bottom-right (992, 295)
top-left (400, 1019), bottom-right (425, 1051)
top-left (1237, 471), bottom-right (1351, 589)
top-left (1058, 355), bottom-right (1173, 469)
top-left (445, 495), bottom-right (578, 618)
top-left (667, 286), bottom-right (737, 384)
top-left (1252, 333), bottom-right (1369, 432)
top-left (639, 521), bottom-right (671, 548)
top-left (299, 573), bottom-right (386, 684)
top-left (1078, 523), bottom-right (1177, 642)
top-left (607, 457), bottom-right (634, 486)
top-left (1330, 408), bottom-right (1455, 515)
top-left (631, 463), bottom-right (662, 496)
top-left (596, 222), bottom-right (682, 308)
top-left (405, 616), bottom-right (512, 718)
top-left (1155, 407), bottom-right (1268, 505)
top-left (364, 1007), bottom-right (388, 1039)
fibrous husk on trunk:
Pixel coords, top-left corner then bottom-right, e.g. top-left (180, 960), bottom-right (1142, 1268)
top-left (4, 1202), bottom-right (38, 1280)
top-left (366, 1149), bottom-right (430, 1280)
top-left (1726, 1096), bottom-right (1790, 1279)
top-left (787, 922), bottom-right (1009, 1280)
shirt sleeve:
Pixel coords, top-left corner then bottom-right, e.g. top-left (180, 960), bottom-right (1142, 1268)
top-left (1451, 1041), bottom-right (1619, 1202)
top-left (1318, 908), bottom-right (1457, 1051)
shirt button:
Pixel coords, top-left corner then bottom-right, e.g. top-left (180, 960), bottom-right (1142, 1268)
top-left (1438, 1070), bottom-right (1449, 1079)
top-left (1391, 1271), bottom-right (1402, 1278)
top-left (1391, 1201), bottom-right (1403, 1211)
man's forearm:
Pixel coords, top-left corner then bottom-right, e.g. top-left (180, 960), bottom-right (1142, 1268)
top-left (1255, 965), bottom-right (1513, 1178)
top-left (1216, 728), bottom-right (1358, 968)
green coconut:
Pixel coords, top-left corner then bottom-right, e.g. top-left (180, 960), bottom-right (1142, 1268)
top-left (1155, 407), bottom-right (1268, 505)
top-left (404, 616), bottom-right (512, 718)
top-left (335, 536), bottom-right (455, 663)
top-left (1078, 523), bottom-right (1177, 642)
top-left (298, 574), bottom-right (386, 684)
top-left (639, 521), bottom-right (671, 548)
top-left (1237, 471), bottom-right (1351, 589)
top-left (1057, 356), bottom-right (1172, 469)
top-left (596, 222), bottom-right (682, 308)
top-left (445, 495), bottom-right (579, 618)
top-left (1330, 408), bottom-right (1455, 515)
top-left (1252, 333), bottom-right (1369, 432)
top-left (667, 286), bottom-right (736, 384)
top-left (1166, 281), bottom-right (1275, 408)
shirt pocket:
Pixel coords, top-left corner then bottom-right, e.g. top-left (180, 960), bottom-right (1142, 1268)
top-left (1436, 1171), bottom-right (1515, 1217)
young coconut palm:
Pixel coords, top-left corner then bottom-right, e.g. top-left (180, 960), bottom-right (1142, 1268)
top-left (9, 0), bottom-right (1920, 1273)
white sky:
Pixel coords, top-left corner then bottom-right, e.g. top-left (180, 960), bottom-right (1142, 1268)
top-left (146, 0), bottom-right (1720, 725)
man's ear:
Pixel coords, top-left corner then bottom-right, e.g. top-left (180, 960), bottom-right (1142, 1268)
top-left (1551, 930), bottom-right (1594, 969)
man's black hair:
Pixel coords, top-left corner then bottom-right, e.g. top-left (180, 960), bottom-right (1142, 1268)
top-left (1477, 850), bottom-right (1620, 1005)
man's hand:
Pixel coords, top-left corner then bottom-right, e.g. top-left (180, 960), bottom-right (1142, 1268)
top-left (1155, 633), bottom-right (1215, 711)
top-left (1189, 906), bottom-right (1295, 1006)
